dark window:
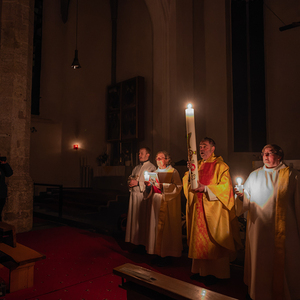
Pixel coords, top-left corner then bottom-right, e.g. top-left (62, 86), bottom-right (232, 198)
top-left (232, 0), bottom-right (266, 152)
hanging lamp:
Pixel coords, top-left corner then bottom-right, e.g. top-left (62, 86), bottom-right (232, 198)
top-left (71, 0), bottom-right (81, 69)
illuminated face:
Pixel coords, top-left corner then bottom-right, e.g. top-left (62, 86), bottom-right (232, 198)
top-left (262, 147), bottom-right (281, 168)
top-left (199, 141), bottom-right (215, 160)
top-left (156, 153), bottom-right (167, 169)
top-left (139, 148), bottom-right (149, 162)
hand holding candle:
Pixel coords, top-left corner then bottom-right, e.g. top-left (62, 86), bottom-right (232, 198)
top-left (235, 177), bottom-right (244, 193)
top-left (185, 103), bottom-right (199, 189)
top-left (144, 171), bottom-right (149, 181)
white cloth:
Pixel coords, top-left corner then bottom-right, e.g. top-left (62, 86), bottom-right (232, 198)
top-left (236, 163), bottom-right (300, 300)
top-left (191, 256), bottom-right (230, 278)
top-left (125, 161), bottom-right (156, 245)
top-left (145, 166), bottom-right (183, 257)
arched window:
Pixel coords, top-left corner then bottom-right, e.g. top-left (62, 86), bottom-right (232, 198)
top-left (232, 0), bottom-right (266, 152)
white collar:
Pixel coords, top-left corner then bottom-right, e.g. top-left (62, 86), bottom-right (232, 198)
top-left (263, 162), bottom-right (285, 172)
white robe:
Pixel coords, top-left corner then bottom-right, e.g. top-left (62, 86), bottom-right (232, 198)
top-left (145, 166), bottom-right (183, 257)
top-left (236, 163), bottom-right (300, 300)
top-left (125, 161), bottom-right (156, 246)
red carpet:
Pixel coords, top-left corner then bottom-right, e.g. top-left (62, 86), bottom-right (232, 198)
top-left (0, 223), bottom-right (248, 300)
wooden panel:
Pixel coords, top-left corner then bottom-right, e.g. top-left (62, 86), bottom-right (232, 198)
top-left (9, 262), bottom-right (35, 292)
top-left (107, 77), bottom-right (144, 142)
top-left (107, 83), bottom-right (121, 141)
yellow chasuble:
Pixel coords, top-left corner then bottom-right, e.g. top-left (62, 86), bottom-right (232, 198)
top-left (183, 154), bottom-right (241, 260)
top-left (155, 167), bottom-right (178, 254)
top-left (272, 166), bottom-right (289, 300)
top-left (145, 165), bottom-right (183, 257)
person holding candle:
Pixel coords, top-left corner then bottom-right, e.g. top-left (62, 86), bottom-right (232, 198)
top-left (183, 137), bottom-right (241, 285)
top-left (144, 151), bottom-right (183, 266)
top-left (234, 144), bottom-right (300, 300)
top-left (125, 147), bottom-right (156, 253)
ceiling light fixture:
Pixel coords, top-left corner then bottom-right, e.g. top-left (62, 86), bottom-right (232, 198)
top-left (71, 0), bottom-right (81, 69)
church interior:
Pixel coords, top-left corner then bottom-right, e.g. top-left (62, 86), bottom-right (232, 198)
top-left (0, 0), bottom-right (300, 298)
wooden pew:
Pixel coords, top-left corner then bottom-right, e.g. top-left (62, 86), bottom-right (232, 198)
top-left (113, 263), bottom-right (238, 300)
top-left (0, 222), bottom-right (16, 248)
top-left (0, 222), bottom-right (46, 293)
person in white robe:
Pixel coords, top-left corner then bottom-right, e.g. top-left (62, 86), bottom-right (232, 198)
top-left (125, 147), bottom-right (156, 250)
top-left (144, 151), bottom-right (183, 266)
top-left (235, 144), bottom-right (300, 300)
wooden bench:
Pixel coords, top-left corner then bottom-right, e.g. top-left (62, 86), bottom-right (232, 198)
top-left (0, 222), bottom-right (16, 248)
top-left (113, 263), bottom-right (238, 300)
top-left (0, 242), bottom-right (46, 293)
top-left (0, 222), bottom-right (46, 293)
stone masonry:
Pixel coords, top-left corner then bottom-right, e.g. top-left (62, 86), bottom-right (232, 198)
top-left (0, 0), bottom-right (35, 232)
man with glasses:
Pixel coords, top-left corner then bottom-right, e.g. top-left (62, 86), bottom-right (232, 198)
top-left (235, 144), bottom-right (300, 300)
top-left (125, 147), bottom-right (156, 253)
top-left (183, 137), bottom-right (241, 285)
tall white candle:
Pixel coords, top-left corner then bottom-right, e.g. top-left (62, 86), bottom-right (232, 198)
top-left (185, 103), bottom-right (199, 189)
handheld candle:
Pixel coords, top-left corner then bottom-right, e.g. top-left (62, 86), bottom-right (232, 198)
top-left (235, 177), bottom-right (244, 193)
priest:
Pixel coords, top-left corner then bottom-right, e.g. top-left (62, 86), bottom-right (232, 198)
top-left (183, 137), bottom-right (241, 285)
top-left (235, 144), bottom-right (300, 300)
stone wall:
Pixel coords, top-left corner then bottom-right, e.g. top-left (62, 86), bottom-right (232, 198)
top-left (0, 0), bottom-right (35, 232)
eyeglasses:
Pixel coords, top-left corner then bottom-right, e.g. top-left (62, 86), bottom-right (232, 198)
top-left (156, 156), bottom-right (166, 161)
top-left (261, 152), bottom-right (276, 157)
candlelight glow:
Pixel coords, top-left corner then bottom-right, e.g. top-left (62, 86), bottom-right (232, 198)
top-left (185, 103), bottom-right (194, 117)
top-left (71, 141), bottom-right (83, 150)
top-left (236, 177), bottom-right (243, 186)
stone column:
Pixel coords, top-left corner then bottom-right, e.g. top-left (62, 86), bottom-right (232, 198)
top-left (144, 0), bottom-right (176, 154)
top-left (0, 0), bottom-right (35, 232)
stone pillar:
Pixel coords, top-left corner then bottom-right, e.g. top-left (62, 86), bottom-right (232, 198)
top-left (0, 0), bottom-right (35, 232)
top-left (144, 0), bottom-right (176, 154)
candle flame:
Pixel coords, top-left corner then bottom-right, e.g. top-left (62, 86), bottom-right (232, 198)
top-left (187, 103), bottom-right (192, 109)
top-left (236, 177), bottom-right (243, 186)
